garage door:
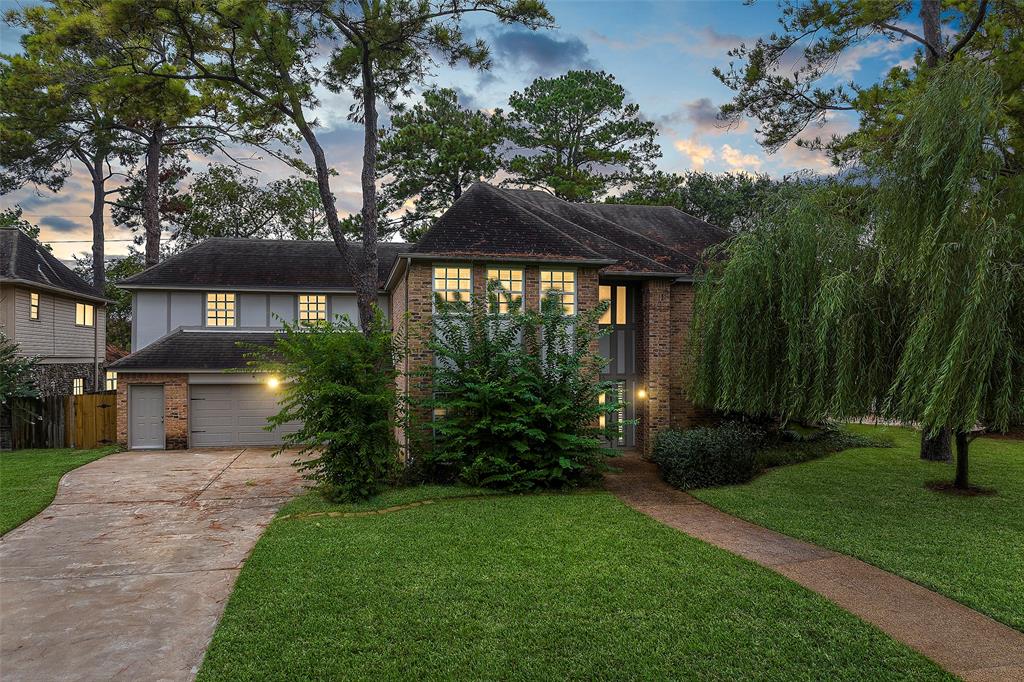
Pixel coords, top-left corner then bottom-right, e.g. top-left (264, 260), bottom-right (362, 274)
top-left (189, 384), bottom-right (302, 447)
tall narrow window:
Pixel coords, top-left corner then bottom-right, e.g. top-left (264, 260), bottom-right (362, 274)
top-left (29, 292), bottom-right (39, 320)
top-left (598, 284), bottom-right (628, 324)
top-left (540, 269), bottom-right (576, 315)
top-left (298, 294), bottom-right (327, 322)
top-left (487, 267), bottom-right (523, 313)
top-left (72, 378), bottom-right (84, 395)
top-left (206, 293), bottom-right (236, 326)
top-left (433, 266), bottom-right (472, 307)
top-left (598, 285), bottom-right (611, 324)
top-left (105, 371), bottom-right (117, 391)
top-left (75, 302), bottom-right (94, 327)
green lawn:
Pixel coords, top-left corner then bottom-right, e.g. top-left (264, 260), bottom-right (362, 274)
top-left (0, 446), bottom-right (119, 535)
top-left (199, 487), bottom-right (949, 681)
top-left (693, 425), bottom-right (1024, 632)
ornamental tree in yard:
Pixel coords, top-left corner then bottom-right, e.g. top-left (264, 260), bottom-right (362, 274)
top-left (0, 332), bottom-right (39, 405)
top-left (864, 60), bottom-right (1023, 490)
top-left (504, 70), bottom-right (661, 202)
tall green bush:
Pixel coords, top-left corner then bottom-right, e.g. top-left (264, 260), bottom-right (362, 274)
top-left (244, 312), bottom-right (399, 501)
top-left (421, 285), bottom-right (619, 490)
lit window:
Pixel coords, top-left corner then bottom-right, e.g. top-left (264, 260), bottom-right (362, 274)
top-left (72, 378), bottom-right (84, 395)
top-left (206, 293), bottom-right (236, 326)
top-left (105, 371), bottom-right (117, 391)
top-left (29, 292), bottom-right (39, 320)
top-left (598, 284), bottom-right (628, 325)
top-left (433, 266), bottom-right (471, 306)
top-left (298, 294), bottom-right (327, 322)
top-left (540, 269), bottom-right (576, 315)
top-left (75, 302), bottom-right (94, 327)
top-left (487, 267), bottom-right (523, 313)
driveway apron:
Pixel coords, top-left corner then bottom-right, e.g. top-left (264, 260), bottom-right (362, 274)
top-left (0, 448), bottom-right (304, 682)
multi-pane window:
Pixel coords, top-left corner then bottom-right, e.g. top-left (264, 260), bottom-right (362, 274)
top-left (433, 266), bottom-right (472, 306)
top-left (206, 293), bottom-right (236, 327)
top-left (598, 285), bottom-right (628, 325)
top-left (487, 267), bottom-right (523, 313)
top-left (75, 302), bottom-right (94, 327)
top-left (72, 378), bottom-right (84, 396)
top-left (540, 269), bottom-right (576, 315)
top-left (29, 292), bottom-right (39, 320)
top-left (298, 294), bottom-right (327, 322)
top-left (105, 371), bottom-right (117, 391)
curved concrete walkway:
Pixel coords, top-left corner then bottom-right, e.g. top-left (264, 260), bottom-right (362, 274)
top-left (605, 454), bottom-right (1024, 682)
top-left (0, 448), bottom-right (304, 682)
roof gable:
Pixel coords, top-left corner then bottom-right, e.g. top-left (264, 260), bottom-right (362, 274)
top-left (0, 228), bottom-right (104, 300)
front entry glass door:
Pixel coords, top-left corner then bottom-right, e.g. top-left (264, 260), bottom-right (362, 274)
top-left (598, 283), bottom-right (638, 448)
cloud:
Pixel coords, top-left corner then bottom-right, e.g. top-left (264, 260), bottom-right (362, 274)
top-left (832, 38), bottom-right (904, 80)
top-left (673, 138), bottom-right (715, 170)
top-left (720, 144), bottom-right (763, 172)
top-left (39, 215), bottom-right (81, 233)
top-left (489, 29), bottom-right (596, 74)
top-left (586, 25), bottom-right (749, 58)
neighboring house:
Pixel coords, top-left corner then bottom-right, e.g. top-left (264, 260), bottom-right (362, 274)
top-left (110, 182), bottom-right (728, 453)
top-left (0, 227), bottom-right (108, 396)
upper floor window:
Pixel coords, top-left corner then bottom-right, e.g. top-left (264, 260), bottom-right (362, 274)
top-left (487, 267), bottom-right (523, 313)
top-left (72, 378), bottom-right (84, 395)
top-left (433, 266), bottom-right (471, 307)
top-left (29, 291), bottom-right (39, 320)
top-left (298, 294), bottom-right (327, 322)
top-left (206, 293), bottom-right (236, 327)
top-left (105, 371), bottom-right (117, 391)
top-left (540, 269), bottom-right (576, 315)
top-left (75, 302), bottom-right (94, 327)
top-left (598, 285), bottom-right (628, 325)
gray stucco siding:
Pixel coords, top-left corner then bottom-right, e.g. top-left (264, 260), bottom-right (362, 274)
top-left (170, 292), bottom-right (203, 328)
top-left (239, 293), bottom-right (269, 327)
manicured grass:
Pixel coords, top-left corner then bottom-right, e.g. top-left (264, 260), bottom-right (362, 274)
top-left (693, 425), bottom-right (1024, 632)
top-left (199, 487), bottom-right (949, 681)
top-left (0, 446), bottom-right (119, 535)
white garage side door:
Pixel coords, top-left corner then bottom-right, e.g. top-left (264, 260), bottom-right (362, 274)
top-left (189, 384), bottom-right (301, 447)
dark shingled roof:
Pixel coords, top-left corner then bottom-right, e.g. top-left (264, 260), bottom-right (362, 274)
top-left (108, 330), bottom-right (279, 371)
top-left (409, 183), bottom-right (730, 276)
top-left (0, 227), bottom-right (105, 300)
top-left (119, 239), bottom-right (406, 290)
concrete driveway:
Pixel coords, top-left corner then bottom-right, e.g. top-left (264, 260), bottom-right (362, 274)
top-left (0, 448), bottom-right (305, 682)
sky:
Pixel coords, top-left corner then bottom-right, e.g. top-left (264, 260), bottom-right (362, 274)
top-left (0, 0), bottom-right (921, 261)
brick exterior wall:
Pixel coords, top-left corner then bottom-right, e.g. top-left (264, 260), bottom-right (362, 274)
top-left (636, 279), bottom-right (672, 456)
top-left (669, 282), bottom-right (712, 430)
top-left (116, 373), bottom-right (189, 449)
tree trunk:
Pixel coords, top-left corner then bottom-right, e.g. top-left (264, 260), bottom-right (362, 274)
top-left (954, 430), bottom-right (970, 489)
top-left (143, 124), bottom-right (164, 267)
top-left (920, 0), bottom-right (945, 67)
top-left (90, 154), bottom-right (106, 291)
top-left (920, 426), bottom-right (952, 462)
top-left (355, 50), bottom-right (381, 334)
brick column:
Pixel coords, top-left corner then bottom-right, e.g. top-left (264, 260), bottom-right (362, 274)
top-left (637, 279), bottom-right (671, 456)
top-left (116, 373), bottom-right (189, 449)
top-left (668, 282), bottom-right (713, 428)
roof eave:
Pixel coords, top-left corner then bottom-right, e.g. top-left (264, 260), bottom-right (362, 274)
top-left (0, 277), bottom-right (111, 304)
top-left (116, 283), bottom-right (387, 294)
top-left (400, 252), bottom-right (617, 267)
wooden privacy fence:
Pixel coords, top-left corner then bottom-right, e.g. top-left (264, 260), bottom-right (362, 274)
top-left (0, 391), bottom-right (117, 450)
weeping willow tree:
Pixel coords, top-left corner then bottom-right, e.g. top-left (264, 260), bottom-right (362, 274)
top-left (866, 59), bottom-right (1024, 489)
top-left (689, 183), bottom-right (895, 423)
top-left (690, 59), bottom-right (1023, 491)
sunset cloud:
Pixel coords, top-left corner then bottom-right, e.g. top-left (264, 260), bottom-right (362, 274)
top-left (673, 137), bottom-right (715, 170)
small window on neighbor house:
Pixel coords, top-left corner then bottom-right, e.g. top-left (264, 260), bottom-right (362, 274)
top-left (72, 378), bottom-right (84, 395)
top-left (540, 269), bottom-right (576, 315)
top-left (298, 294), bottom-right (327, 322)
top-left (433, 266), bottom-right (471, 306)
top-left (105, 371), bottom-right (117, 391)
top-left (487, 268), bottom-right (523, 313)
top-left (206, 293), bottom-right (236, 327)
top-left (75, 302), bottom-right (94, 327)
top-left (29, 291), bottom-right (39, 320)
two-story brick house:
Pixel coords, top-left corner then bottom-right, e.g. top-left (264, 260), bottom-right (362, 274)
top-left (110, 183), bottom-right (728, 452)
top-left (0, 227), bottom-right (108, 396)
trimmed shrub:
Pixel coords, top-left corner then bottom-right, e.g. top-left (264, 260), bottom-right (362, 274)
top-left (652, 422), bottom-right (763, 489)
